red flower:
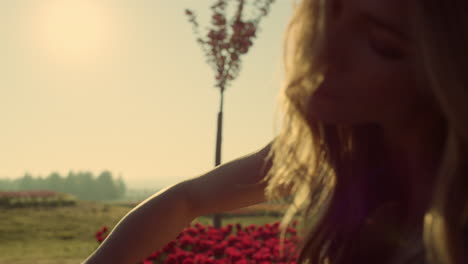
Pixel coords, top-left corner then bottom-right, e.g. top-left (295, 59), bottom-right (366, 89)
top-left (242, 248), bottom-right (256, 256)
top-left (176, 251), bottom-right (190, 263)
top-left (185, 227), bottom-right (199, 236)
top-left (179, 234), bottom-right (196, 248)
top-left (193, 253), bottom-right (207, 263)
top-left (287, 227), bottom-right (297, 236)
top-left (147, 250), bottom-right (162, 260)
top-left (162, 241), bottom-right (177, 254)
top-left (95, 220), bottom-right (299, 264)
top-left (196, 239), bottom-right (215, 252)
top-left (226, 235), bottom-right (240, 247)
top-left (164, 254), bottom-right (177, 264)
top-left (203, 258), bottom-right (216, 264)
top-left (183, 258), bottom-right (195, 264)
top-left (212, 242), bottom-right (227, 257)
top-left (292, 220), bottom-right (299, 226)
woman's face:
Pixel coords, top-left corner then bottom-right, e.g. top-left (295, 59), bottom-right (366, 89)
top-left (309, 0), bottom-right (429, 127)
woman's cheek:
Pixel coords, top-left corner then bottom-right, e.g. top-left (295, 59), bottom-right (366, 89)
top-left (340, 68), bottom-right (396, 120)
top-left (366, 68), bottom-right (418, 120)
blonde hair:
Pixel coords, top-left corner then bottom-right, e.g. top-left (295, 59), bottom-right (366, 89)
top-left (259, 0), bottom-right (468, 263)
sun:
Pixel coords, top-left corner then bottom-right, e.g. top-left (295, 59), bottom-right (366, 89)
top-left (29, 0), bottom-right (113, 66)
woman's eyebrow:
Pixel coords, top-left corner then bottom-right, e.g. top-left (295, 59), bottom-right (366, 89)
top-left (360, 11), bottom-right (408, 42)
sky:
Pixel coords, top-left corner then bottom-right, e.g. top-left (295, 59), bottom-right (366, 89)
top-left (0, 0), bottom-right (295, 189)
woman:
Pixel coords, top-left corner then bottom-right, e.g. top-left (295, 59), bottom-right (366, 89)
top-left (83, 0), bottom-right (468, 263)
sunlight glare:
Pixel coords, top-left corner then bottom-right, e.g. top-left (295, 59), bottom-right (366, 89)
top-left (31, 0), bottom-right (114, 66)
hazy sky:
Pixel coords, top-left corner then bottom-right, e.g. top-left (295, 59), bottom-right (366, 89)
top-left (0, 0), bottom-right (294, 189)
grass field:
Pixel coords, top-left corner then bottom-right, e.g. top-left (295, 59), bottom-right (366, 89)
top-left (0, 200), bottom-right (296, 264)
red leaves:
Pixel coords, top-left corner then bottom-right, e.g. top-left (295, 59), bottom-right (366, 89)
top-left (212, 13), bottom-right (226, 26)
top-left (184, 0), bottom-right (275, 90)
top-left (208, 29), bottom-right (227, 42)
top-left (95, 220), bottom-right (300, 263)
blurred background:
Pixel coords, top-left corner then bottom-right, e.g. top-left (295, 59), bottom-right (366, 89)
top-left (0, 1), bottom-right (299, 263)
top-left (0, 0), bottom-right (293, 194)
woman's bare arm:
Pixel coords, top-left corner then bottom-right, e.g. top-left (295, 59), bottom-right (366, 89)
top-left (184, 139), bottom-right (277, 218)
top-left (82, 139), bottom-right (287, 264)
top-left (82, 182), bottom-right (192, 264)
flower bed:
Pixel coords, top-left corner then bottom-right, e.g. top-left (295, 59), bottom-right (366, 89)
top-left (0, 190), bottom-right (77, 208)
top-left (96, 221), bottom-right (301, 264)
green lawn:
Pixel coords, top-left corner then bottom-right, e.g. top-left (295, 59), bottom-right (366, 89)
top-left (0, 200), bottom-right (293, 264)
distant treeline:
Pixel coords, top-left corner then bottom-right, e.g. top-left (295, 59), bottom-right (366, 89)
top-left (0, 170), bottom-right (126, 201)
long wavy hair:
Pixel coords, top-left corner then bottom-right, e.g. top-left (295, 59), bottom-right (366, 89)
top-left (259, 0), bottom-right (468, 263)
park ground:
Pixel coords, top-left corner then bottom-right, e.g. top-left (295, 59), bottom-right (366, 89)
top-left (0, 199), bottom-right (297, 264)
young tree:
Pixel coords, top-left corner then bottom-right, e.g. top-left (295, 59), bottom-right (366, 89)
top-left (185, 0), bottom-right (276, 228)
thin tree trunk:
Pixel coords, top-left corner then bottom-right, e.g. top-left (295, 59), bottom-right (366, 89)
top-left (213, 88), bottom-right (224, 229)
